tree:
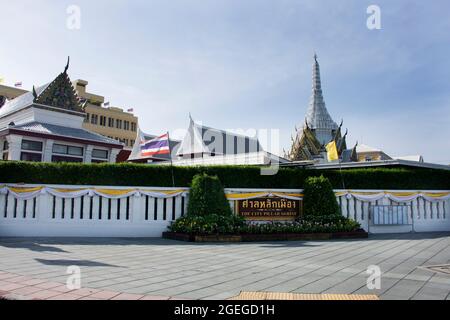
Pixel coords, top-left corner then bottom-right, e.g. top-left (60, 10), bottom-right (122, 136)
top-left (187, 173), bottom-right (232, 217)
top-left (303, 175), bottom-right (341, 217)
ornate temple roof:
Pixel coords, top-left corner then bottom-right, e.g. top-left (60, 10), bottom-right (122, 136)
top-left (285, 54), bottom-right (352, 162)
top-left (0, 58), bottom-right (83, 118)
top-left (284, 122), bottom-right (323, 161)
top-left (305, 54), bottom-right (338, 131)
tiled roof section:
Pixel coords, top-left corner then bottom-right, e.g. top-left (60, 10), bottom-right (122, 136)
top-left (0, 83), bottom-right (50, 117)
top-left (198, 123), bottom-right (263, 155)
top-left (11, 121), bottom-right (122, 146)
top-left (176, 117), bottom-right (263, 156)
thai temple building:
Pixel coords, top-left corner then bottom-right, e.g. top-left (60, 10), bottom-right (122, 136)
top-left (0, 59), bottom-right (123, 163)
top-left (129, 115), bottom-right (288, 166)
top-left (0, 54), bottom-right (434, 168)
top-left (285, 54), bottom-right (356, 163)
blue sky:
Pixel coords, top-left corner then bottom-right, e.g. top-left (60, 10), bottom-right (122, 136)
top-left (1, 0), bottom-right (449, 163)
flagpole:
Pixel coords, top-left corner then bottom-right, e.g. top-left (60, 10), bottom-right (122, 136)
top-left (338, 157), bottom-right (346, 190)
top-left (166, 131), bottom-right (176, 188)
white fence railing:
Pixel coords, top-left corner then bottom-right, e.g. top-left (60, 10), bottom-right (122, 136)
top-left (0, 184), bottom-right (189, 237)
top-left (0, 184), bottom-right (449, 237)
top-left (225, 188), bottom-right (450, 234)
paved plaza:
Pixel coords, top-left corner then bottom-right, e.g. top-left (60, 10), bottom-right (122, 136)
top-left (0, 233), bottom-right (449, 300)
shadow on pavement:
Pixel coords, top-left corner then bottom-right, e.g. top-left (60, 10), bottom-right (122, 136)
top-left (35, 258), bottom-right (122, 268)
top-left (0, 240), bottom-right (69, 253)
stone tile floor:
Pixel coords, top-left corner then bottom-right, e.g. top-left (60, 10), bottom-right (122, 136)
top-left (0, 233), bottom-right (449, 300)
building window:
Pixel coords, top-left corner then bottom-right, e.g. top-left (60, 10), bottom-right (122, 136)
top-left (100, 116), bottom-right (107, 126)
top-left (131, 122), bottom-right (137, 132)
top-left (365, 156), bottom-right (372, 162)
top-left (20, 140), bottom-right (43, 162)
top-left (91, 114), bottom-right (98, 125)
top-left (51, 155), bottom-right (83, 163)
top-left (108, 117), bottom-right (114, 127)
top-left (124, 121), bottom-right (130, 131)
top-left (92, 149), bottom-right (108, 160)
top-left (2, 141), bottom-right (8, 160)
top-left (53, 144), bottom-right (84, 157)
top-left (116, 119), bottom-right (122, 129)
top-left (131, 140), bottom-right (135, 146)
top-left (20, 152), bottom-right (42, 162)
top-left (21, 140), bottom-right (43, 152)
top-left (85, 113), bottom-right (90, 123)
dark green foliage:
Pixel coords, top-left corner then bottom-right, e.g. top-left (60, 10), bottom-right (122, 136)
top-left (303, 214), bottom-right (351, 224)
top-left (0, 161), bottom-right (449, 190)
top-left (303, 176), bottom-right (341, 217)
top-left (169, 214), bottom-right (245, 235)
top-left (169, 216), bottom-right (361, 235)
top-left (187, 173), bottom-right (232, 217)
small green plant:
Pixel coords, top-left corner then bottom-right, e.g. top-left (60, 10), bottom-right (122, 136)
top-left (303, 175), bottom-right (341, 217)
top-left (187, 173), bottom-right (232, 217)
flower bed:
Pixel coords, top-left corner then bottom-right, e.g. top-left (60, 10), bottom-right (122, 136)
top-left (164, 214), bottom-right (367, 242)
top-left (164, 174), bottom-right (368, 243)
top-left (162, 230), bottom-right (368, 242)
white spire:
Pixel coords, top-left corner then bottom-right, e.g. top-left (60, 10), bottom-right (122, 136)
top-left (305, 54), bottom-right (337, 130)
top-left (304, 54), bottom-right (338, 144)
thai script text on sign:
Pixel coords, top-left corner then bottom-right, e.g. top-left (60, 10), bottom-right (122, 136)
top-left (238, 197), bottom-right (302, 221)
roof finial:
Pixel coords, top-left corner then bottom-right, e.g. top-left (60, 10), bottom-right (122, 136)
top-left (32, 86), bottom-right (38, 100)
top-left (64, 56), bottom-right (70, 74)
top-left (314, 51), bottom-right (318, 63)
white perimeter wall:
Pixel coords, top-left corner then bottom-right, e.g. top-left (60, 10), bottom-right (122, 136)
top-left (0, 184), bottom-right (449, 238)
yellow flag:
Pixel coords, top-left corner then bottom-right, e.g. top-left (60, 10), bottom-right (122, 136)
top-left (326, 141), bottom-right (339, 162)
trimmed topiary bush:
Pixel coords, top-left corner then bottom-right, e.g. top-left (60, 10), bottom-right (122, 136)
top-left (187, 173), bottom-right (232, 217)
top-left (303, 175), bottom-right (341, 217)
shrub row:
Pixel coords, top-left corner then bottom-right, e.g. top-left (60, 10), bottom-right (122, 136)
top-left (0, 161), bottom-right (449, 190)
top-left (168, 215), bottom-right (361, 235)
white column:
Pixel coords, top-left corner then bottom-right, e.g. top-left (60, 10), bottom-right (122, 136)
top-left (6, 134), bottom-right (22, 161)
top-left (43, 139), bottom-right (54, 162)
top-left (85, 145), bottom-right (94, 163)
top-left (109, 148), bottom-right (120, 163)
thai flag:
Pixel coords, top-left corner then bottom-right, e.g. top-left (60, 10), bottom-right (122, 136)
top-left (140, 133), bottom-right (170, 157)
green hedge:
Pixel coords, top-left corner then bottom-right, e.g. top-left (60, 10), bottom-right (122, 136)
top-left (0, 161), bottom-right (449, 189)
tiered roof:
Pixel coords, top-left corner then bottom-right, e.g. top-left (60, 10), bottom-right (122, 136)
top-left (0, 58), bottom-right (83, 118)
top-left (305, 54), bottom-right (338, 131)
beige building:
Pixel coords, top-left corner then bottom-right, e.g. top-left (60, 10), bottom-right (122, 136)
top-left (0, 84), bottom-right (28, 102)
top-left (73, 79), bottom-right (138, 150)
top-left (356, 144), bottom-right (392, 162)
